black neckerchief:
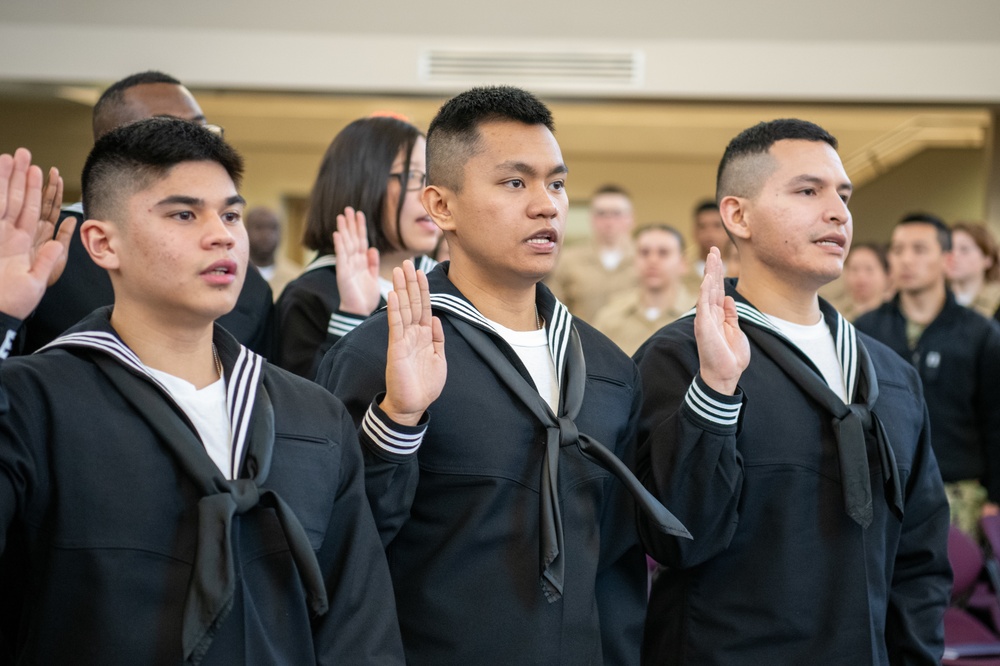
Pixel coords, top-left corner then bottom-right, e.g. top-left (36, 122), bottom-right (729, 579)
top-left (686, 282), bottom-right (904, 528)
top-left (39, 308), bottom-right (328, 664)
top-left (427, 267), bottom-right (690, 603)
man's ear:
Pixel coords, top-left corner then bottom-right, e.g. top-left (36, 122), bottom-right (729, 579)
top-left (421, 185), bottom-right (456, 233)
top-left (719, 195), bottom-right (751, 243)
top-left (79, 219), bottom-right (121, 270)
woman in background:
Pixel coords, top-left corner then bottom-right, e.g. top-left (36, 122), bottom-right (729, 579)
top-left (276, 116), bottom-right (440, 378)
top-left (841, 242), bottom-right (891, 321)
top-left (948, 222), bottom-right (1000, 319)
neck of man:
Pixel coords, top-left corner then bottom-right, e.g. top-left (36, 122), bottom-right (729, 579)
top-left (641, 281), bottom-right (679, 311)
top-left (596, 236), bottom-right (628, 254)
top-left (950, 272), bottom-right (983, 303)
top-left (378, 249), bottom-right (419, 282)
top-left (447, 257), bottom-right (540, 332)
top-left (899, 280), bottom-right (947, 326)
top-left (735, 259), bottom-right (823, 325)
top-left (110, 302), bottom-right (220, 389)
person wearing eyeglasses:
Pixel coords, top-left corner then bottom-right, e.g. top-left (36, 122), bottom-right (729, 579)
top-left (18, 70), bottom-right (276, 358)
top-left (275, 116), bottom-right (440, 378)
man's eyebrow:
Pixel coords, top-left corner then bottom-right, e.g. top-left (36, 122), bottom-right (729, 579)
top-left (155, 195), bottom-right (204, 207)
top-left (495, 161), bottom-right (569, 177)
top-left (789, 174), bottom-right (853, 192)
top-left (154, 194), bottom-right (245, 208)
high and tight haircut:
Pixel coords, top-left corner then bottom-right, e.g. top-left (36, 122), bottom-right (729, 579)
top-left (635, 223), bottom-right (686, 253)
top-left (82, 116), bottom-right (244, 222)
top-left (425, 85), bottom-right (554, 191)
top-left (92, 70), bottom-right (182, 139)
top-left (896, 212), bottom-right (952, 252)
top-left (301, 116), bottom-right (423, 255)
top-left (716, 118), bottom-right (839, 203)
top-left (952, 221), bottom-right (1000, 281)
top-left (693, 199), bottom-right (719, 216)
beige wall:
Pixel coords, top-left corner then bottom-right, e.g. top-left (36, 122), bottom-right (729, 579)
top-left (849, 147), bottom-right (987, 244)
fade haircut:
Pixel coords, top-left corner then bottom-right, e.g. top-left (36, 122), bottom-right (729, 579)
top-left (716, 119), bottom-right (838, 203)
top-left (92, 71), bottom-right (183, 140)
top-left (896, 212), bottom-right (952, 252)
top-left (82, 117), bottom-right (243, 223)
top-left (425, 86), bottom-right (554, 191)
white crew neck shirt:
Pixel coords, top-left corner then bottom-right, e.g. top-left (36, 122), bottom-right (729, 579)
top-left (146, 368), bottom-right (234, 478)
top-left (766, 314), bottom-right (847, 402)
top-left (485, 317), bottom-right (559, 412)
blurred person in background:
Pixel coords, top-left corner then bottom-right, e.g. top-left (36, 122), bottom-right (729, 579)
top-left (547, 184), bottom-right (637, 321)
top-left (948, 221), bottom-right (1000, 318)
top-left (841, 242), bottom-right (891, 321)
top-left (593, 224), bottom-right (693, 355)
top-left (245, 206), bottom-right (301, 300)
top-left (275, 116), bottom-right (439, 378)
top-left (856, 212), bottom-right (1000, 536)
top-left (682, 200), bottom-right (730, 293)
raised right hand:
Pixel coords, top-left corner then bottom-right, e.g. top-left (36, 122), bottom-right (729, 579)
top-left (333, 206), bottom-right (381, 316)
top-left (694, 246), bottom-right (750, 395)
top-left (379, 260), bottom-right (446, 426)
top-left (0, 149), bottom-right (74, 320)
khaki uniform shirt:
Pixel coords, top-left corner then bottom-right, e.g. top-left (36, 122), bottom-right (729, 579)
top-left (592, 287), bottom-right (695, 356)
top-left (547, 243), bottom-right (636, 323)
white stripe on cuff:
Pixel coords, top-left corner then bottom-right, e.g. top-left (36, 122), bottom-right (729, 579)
top-left (362, 405), bottom-right (425, 455)
top-left (685, 379), bottom-right (741, 426)
top-left (328, 312), bottom-right (365, 337)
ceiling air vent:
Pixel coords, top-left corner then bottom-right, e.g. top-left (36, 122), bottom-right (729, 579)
top-left (419, 49), bottom-right (643, 88)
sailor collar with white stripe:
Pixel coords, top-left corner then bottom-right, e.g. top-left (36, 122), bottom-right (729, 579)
top-left (426, 264), bottom-right (573, 389)
top-left (680, 279), bottom-right (859, 403)
top-left (36, 307), bottom-right (264, 478)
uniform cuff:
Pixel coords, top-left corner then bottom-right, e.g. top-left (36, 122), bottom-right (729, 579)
top-left (683, 375), bottom-right (742, 430)
top-left (328, 310), bottom-right (367, 338)
top-left (361, 393), bottom-right (428, 456)
top-left (0, 312), bottom-right (22, 360)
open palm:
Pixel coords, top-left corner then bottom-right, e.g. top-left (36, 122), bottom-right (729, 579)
top-left (380, 261), bottom-right (446, 426)
top-left (333, 206), bottom-right (381, 316)
top-left (693, 247), bottom-right (750, 395)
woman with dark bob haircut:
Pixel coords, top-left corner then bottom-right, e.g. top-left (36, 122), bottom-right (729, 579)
top-left (276, 116), bottom-right (440, 377)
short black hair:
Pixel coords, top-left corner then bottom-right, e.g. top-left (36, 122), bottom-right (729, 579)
top-left (82, 116), bottom-right (243, 222)
top-left (592, 184), bottom-right (631, 200)
top-left (635, 223), bottom-right (686, 253)
top-left (896, 212), bottom-right (952, 251)
top-left (302, 116), bottom-right (423, 254)
top-left (693, 199), bottom-right (719, 216)
top-left (716, 119), bottom-right (838, 202)
top-left (92, 71), bottom-right (183, 139)
top-left (426, 86), bottom-right (554, 191)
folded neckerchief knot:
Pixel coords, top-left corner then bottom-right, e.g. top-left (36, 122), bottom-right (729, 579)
top-left (739, 319), bottom-right (904, 530)
top-left (556, 416), bottom-right (579, 447)
top-left (448, 317), bottom-right (690, 604)
top-left (185, 478), bottom-right (330, 662)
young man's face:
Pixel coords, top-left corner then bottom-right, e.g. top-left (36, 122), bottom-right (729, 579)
top-left (693, 208), bottom-right (727, 257)
top-left (446, 120), bottom-right (568, 287)
top-left (590, 192), bottom-right (633, 247)
top-left (110, 160), bottom-right (248, 325)
top-left (889, 223), bottom-right (948, 295)
top-left (636, 229), bottom-right (685, 291)
top-left (737, 139), bottom-right (853, 289)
